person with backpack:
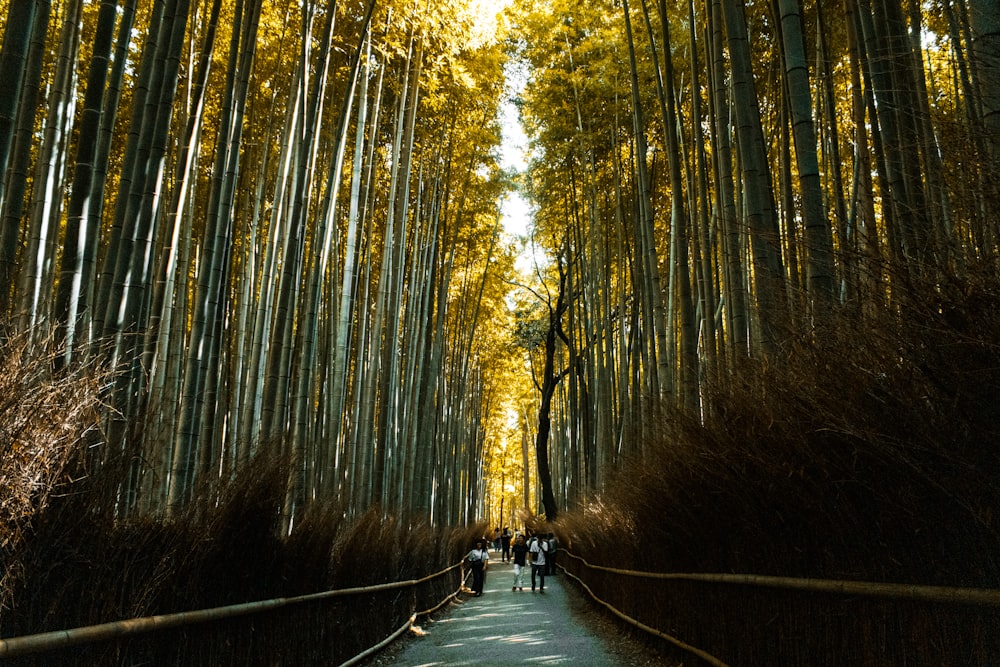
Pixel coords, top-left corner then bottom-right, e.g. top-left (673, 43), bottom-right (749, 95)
top-left (528, 533), bottom-right (547, 592)
top-left (465, 539), bottom-right (490, 596)
top-left (511, 534), bottom-right (529, 591)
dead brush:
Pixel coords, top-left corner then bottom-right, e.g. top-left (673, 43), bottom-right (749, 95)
top-left (554, 266), bottom-right (1000, 664)
top-left (0, 330), bottom-right (105, 615)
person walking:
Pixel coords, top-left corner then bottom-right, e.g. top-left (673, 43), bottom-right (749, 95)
top-left (501, 527), bottom-right (512, 562)
top-left (529, 533), bottom-right (547, 592)
top-left (546, 532), bottom-right (558, 575)
top-left (511, 534), bottom-right (529, 591)
top-left (465, 539), bottom-right (490, 596)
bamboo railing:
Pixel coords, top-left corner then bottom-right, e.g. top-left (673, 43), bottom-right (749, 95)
top-left (559, 548), bottom-right (1000, 666)
top-left (0, 561), bottom-right (466, 661)
top-left (560, 550), bottom-right (1000, 606)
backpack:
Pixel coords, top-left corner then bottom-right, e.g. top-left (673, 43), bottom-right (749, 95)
top-left (530, 537), bottom-right (546, 559)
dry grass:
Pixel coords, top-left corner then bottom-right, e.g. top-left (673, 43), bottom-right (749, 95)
top-left (2, 453), bottom-right (479, 665)
top-left (0, 325), bottom-right (484, 664)
top-left (555, 265), bottom-right (1000, 664)
top-left (0, 331), bottom-right (104, 616)
top-left (6, 264), bottom-right (1000, 664)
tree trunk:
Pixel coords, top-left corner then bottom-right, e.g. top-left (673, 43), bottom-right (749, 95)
top-left (708, 0), bottom-right (749, 358)
top-left (56, 0), bottom-right (118, 364)
top-left (534, 249), bottom-right (571, 522)
top-left (776, 0), bottom-right (835, 304)
top-left (259, 0), bottom-right (328, 441)
top-left (0, 0), bottom-right (49, 319)
top-left (169, 0), bottom-right (253, 510)
top-left (970, 0), bottom-right (1000, 162)
top-left (721, 0), bottom-right (788, 353)
top-left (21, 0), bottom-right (83, 342)
top-left (623, 0), bottom-right (670, 400)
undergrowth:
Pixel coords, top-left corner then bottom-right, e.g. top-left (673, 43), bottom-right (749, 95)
top-left (555, 265), bottom-right (1000, 664)
top-left (0, 333), bottom-right (481, 665)
top-left (6, 261), bottom-right (1000, 665)
top-left (0, 332), bottom-right (103, 618)
top-left (1, 451), bottom-right (479, 665)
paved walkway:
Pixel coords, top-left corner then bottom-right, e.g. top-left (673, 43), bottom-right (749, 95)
top-left (384, 559), bottom-right (621, 666)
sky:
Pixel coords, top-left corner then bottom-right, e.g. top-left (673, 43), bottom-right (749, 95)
top-left (498, 72), bottom-right (530, 238)
top-left (498, 61), bottom-right (540, 278)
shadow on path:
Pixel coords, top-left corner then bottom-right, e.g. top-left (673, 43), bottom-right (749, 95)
top-left (382, 560), bottom-right (619, 666)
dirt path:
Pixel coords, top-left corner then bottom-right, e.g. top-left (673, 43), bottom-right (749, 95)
top-left (365, 559), bottom-right (669, 666)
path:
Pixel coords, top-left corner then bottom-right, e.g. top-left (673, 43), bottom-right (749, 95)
top-left (375, 558), bottom-right (647, 666)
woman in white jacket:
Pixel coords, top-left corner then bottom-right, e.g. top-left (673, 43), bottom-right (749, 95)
top-left (465, 539), bottom-right (490, 596)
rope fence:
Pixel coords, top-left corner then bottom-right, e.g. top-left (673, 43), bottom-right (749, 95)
top-left (0, 560), bottom-right (466, 660)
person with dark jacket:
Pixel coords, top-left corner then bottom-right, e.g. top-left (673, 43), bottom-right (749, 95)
top-left (546, 532), bottom-right (558, 575)
top-left (511, 534), bottom-right (529, 591)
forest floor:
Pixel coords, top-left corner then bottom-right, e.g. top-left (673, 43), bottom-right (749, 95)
top-left (361, 554), bottom-right (672, 666)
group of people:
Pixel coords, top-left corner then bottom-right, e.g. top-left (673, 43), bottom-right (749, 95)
top-left (464, 528), bottom-right (558, 597)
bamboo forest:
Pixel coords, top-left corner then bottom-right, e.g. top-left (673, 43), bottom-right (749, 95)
top-left (2, 0), bottom-right (999, 663)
